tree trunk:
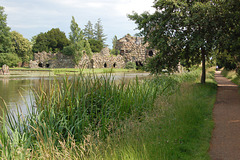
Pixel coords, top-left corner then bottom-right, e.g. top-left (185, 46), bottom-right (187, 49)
top-left (201, 49), bottom-right (206, 84)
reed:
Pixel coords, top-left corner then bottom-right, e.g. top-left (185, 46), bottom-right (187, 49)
top-left (0, 69), bottom-right (201, 159)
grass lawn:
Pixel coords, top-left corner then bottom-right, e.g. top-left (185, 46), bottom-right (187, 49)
top-left (9, 67), bottom-right (141, 75)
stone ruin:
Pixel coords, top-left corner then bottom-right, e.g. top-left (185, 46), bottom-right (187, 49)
top-left (29, 52), bottom-right (75, 68)
top-left (116, 34), bottom-right (156, 67)
top-left (0, 64), bottom-right (10, 75)
top-left (29, 34), bottom-right (156, 69)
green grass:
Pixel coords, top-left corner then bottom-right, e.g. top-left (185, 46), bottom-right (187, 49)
top-left (88, 68), bottom-right (217, 160)
top-left (0, 68), bottom-right (216, 159)
top-left (221, 69), bottom-right (240, 86)
top-left (10, 67), bottom-right (140, 75)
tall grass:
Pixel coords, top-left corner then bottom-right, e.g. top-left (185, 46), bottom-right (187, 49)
top-left (0, 69), bottom-right (202, 159)
top-left (221, 69), bottom-right (240, 86)
top-left (91, 68), bottom-right (216, 160)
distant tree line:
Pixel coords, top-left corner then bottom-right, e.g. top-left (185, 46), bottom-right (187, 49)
top-left (32, 17), bottom-right (108, 64)
top-left (0, 6), bottom-right (32, 67)
top-left (0, 5), bottom-right (111, 66)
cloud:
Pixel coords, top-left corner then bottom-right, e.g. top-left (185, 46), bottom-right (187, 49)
top-left (1, 0), bottom-right (155, 46)
top-left (115, 0), bottom-right (155, 16)
top-left (45, 0), bottom-right (109, 9)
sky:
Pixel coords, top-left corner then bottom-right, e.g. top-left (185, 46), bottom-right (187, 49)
top-left (1, 0), bottom-right (155, 48)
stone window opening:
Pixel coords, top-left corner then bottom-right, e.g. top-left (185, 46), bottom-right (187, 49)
top-left (38, 62), bottom-right (43, 68)
top-left (104, 63), bottom-right (107, 68)
top-left (113, 63), bottom-right (116, 68)
top-left (90, 59), bottom-right (94, 68)
top-left (135, 61), bottom-right (143, 67)
top-left (120, 50), bottom-right (124, 55)
top-left (136, 61), bottom-right (143, 70)
top-left (46, 64), bottom-right (50, 68)
top-left (148, 50), bottom-right (153, 56)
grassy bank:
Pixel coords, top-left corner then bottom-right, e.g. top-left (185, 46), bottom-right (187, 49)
top-left (92, 69), bottom-right (216, 159)
top-left (0, 68), bottom-right (216, 159)
top-left (221, 69), bottom-right (240, 86)
top-left (9, 67), bottom-right (140, 76)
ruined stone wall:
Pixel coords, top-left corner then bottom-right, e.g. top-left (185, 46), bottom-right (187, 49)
top-left (30, 35), bottom-right (155, 69)
top-left (0, 64), bottom-right (10, 75)
top-left (30, 52), bottom-right (75, 68)
top-left (115, 34), bottom-right (156, 65)
top-left (87, 47), bottom-right (125, 69)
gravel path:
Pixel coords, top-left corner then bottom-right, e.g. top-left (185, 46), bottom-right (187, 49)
top-left (209, 71), bottom-right (240, 160)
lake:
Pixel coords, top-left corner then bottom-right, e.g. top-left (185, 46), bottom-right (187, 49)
top-left (0, 72), bottom-right (150, 117)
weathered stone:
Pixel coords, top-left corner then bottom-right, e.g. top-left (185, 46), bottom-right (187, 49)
top-left (29, 60), bottom-right (39, 68)
top-left (30, 34), bottom-right (156, 69)
top-left (32, 52), bottom-right (74, 68)
top-left (0, 64), bottom-right (10, 75)
top-left (115, 34), bottom-right (156, 66)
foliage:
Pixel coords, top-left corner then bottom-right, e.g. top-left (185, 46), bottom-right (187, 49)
top-left (0, 6), bottom-right (12, 53)
top-left (83, 20), bottom-right (94, 40)
top-left (94, 18), bottom-right (107, 46)
top-left (110, 35), bottom-right (119, 55)
top-left (88, 39), bottom-right (103, 53)
top-left (216, 0), bottom-right (240, 72)
top-left (11, 31), bottom-right (33, 63)
top-left (221, 69), bottom-right (240, 85)
top-left (32, 28), bottom-right (69, 53)
top-left (69, 16), bottom-right (84, 44)
top-left (68, 16), bottom-right (94, 64)
top-left (32, 32), bottom-right (48, 53)
top-left (128, 1), bottom-right (222, 83)
top-left (125, 62), bottom-right (136, 69)
top-left (217, 51), bottom-right (237, 70)
top-left (62, 44), bottom-right (75, 56)
top-left (0, 53), bottom-right (21, 67)
top-left (84, 40), bottom-right (92, 57)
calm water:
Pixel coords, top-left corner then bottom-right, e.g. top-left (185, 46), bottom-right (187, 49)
top-left (0, 72), bottom-right (150, 117)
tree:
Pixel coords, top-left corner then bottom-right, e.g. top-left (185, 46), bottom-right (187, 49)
top-left (63, 16), bottom-right (93, 64)
top-left (0, 6), bottom-right (12, 53)
top-left (32, 32), bottom-right (49, 53)
top-left (32, 28), bottom-right (69, 53)
top-left (69, 16), bottom-right (84, 44)
top-left (83, 20), bottom-right (94, 40)
top-left (0, 52), bottom-right (21, 67)
top-left (46, 28), bottom-right (70, 52)
top-left (84, 40), bottom-right (92, 57)
top-left (11, 31), bottom-right (32, 64)
top-left (88, 39), bottom-right (103, 53)
top-left (94, 18), bottom-right (107, 45)
top-left (128, 0), bottom-right (220, 83)
top-left (216, 0), bottom-right (240, 74)
top-left (110, 35), bottom-right (119, 55)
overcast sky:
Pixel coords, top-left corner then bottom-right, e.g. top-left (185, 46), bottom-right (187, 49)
top-left (1, 0), bottom-right (155, 48)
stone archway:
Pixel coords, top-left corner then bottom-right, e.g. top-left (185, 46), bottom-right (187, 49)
top-left (148, 50), bottom-right (153, 56)
top-left (90, 59), bottom-right (94, 69)
top-left (113, 62), bottom-right (116, 68)
top-left (38, 62), bottom-right (43, 68)
top-left (104, 62), bottom-right (107, 68)
top-left (135, 61), bottom-right (143, 70)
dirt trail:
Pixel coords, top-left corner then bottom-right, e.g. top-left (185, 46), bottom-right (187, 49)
top-left (209, 71), bottom-right (240, 160)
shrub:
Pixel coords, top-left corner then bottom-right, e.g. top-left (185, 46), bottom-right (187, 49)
top-left (0, 53), bottom-right (21, 67)
top-left (62, 45), bottom-right (75, 56)
top-left (125, 62), bottom-right (136, 69)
